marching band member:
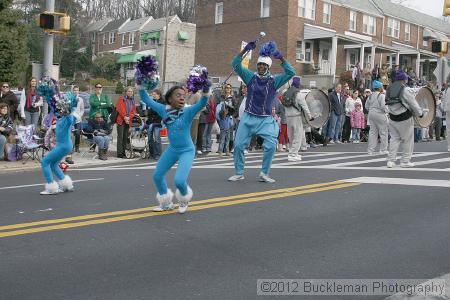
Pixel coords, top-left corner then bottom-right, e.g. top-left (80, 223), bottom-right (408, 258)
top-left (228, 41), bottom-right (295, 183)
top-left (385, 71), bottom-right (427, 168)
top-left (365, 80), bottom-right (389, 155)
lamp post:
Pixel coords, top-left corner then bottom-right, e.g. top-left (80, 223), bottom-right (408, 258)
top-left (162, 0), bottom-right (173, 91)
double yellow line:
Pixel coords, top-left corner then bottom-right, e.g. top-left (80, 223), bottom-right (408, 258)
top-left (0, 180), bottom-right (359, 238)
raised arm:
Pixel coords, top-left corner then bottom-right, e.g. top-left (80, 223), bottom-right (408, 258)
top-left (231, 55), bottom-right (254, 85)
top-left (185, 94), bottom-right (208, 120)
top-left (273, 60), bottom-right (296, 90)
top-left (138, 89), bottom-right (167, 119)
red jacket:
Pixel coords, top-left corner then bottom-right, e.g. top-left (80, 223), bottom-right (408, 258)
top-left (116, 96), bottom-right (136, 126)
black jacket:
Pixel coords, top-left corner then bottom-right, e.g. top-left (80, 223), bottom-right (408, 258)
top-left (146, 98), bottom-right (165, 124)
top-left (0, 114), bottom-right (13, 136)
top-left (329, 91), bottom-right (345, 115)
top-left (86, 119), bottom-right (111, 136)
top-left (0, 91), bottom-right (18, 119)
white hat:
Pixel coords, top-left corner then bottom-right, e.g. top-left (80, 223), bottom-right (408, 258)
top-left (257, 56), bottom-right (272, 68)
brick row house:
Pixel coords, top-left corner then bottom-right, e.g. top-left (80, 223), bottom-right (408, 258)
top-left (195, 0), bottom-right (449, 89)
top-left (83, 15), bottom-right (196, 86)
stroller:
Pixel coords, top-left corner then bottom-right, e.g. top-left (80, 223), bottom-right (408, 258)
top-left (125, 114), bottom-right (148, 159)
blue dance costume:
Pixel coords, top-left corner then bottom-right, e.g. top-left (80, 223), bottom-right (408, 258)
top-left (231, 55), bottom-right (295, 178)
top-left (40, 112), bottom-right (80, 195)
top-left (139, 89), bottom-right (208, 211)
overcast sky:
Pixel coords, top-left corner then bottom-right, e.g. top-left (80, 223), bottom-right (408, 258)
top-left (400, 0), bottom-right (444, 18)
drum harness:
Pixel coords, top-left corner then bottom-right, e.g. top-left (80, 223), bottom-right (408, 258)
top-left (385, 83), bottom-right (412, 122)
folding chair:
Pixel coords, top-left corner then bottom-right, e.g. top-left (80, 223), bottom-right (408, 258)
top-left (16, 125), bottom-right (45, 164)
top-left (80, 121), bottom-right (98, 159)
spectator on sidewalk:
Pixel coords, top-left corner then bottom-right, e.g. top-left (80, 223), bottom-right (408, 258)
top-left (276, 97), bottom-right (288, 151)
top-left (19, 77), bottom-right (43, 128)
top-left (326, 83), bottom-right (345, 144)
top-left (0, 103), bottom-right (13, 160)
top-left (216, 97), bottom-right (233, 156)
top-left (185, 89), bottom-right (202, 152)
top-left (363, 63), bottom-right (372, 90)
top-left (350, 102), bottom-right (365, 143)
top-left (89, 83), bottom-right (112, 121)
top-left (87, 113), bottom-right (112, 160)
top-left (443, 83), bottom-right (450, 151)
top-left (202, 94), bottom-right (216, 153)
top-left (115, 87), bottom-right (136, 159)
top-left (44, 118), bottom-right (57, 150)
top-left (0, 82), bottom-right (18, 120)
top-left (146, 89), bottom-right (164, 160)
top-left (65, 85), bottom-right (85, 165)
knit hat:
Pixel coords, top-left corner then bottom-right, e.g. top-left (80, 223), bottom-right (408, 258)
top-left (372, 80), bottom-right (382, 89)
top-left (292, 77), bottom-right (301, 88)
top-left (395, 70), bottom-right (408, 81)
top-left (257, 56), bottom-right (272, 68)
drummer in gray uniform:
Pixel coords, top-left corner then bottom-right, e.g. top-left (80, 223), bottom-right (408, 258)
top-left (283, 77), bottom-right (313, 162)
top-left (386, 71), bottom-right (428, 168)
top-left (365, 80), bottom-right (389, 155)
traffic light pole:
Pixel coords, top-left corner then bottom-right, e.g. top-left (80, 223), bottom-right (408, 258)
top-left (43, 0), bottom-right (55, 78)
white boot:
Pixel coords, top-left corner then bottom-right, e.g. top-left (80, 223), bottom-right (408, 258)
top-left (176, 186), bottom-right (193, 214)
top-left (58, 175), bottom-right (74, 192)
top-left (153, 189), bottom-right (174, 212)
top-left (40, 181), bottom-right (60, 195)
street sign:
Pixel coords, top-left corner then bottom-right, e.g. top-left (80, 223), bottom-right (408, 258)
top-left (433, 57), bottom-right (450, 87)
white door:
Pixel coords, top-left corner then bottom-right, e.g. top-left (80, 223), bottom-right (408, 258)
top-left (346, 49), bottom-right (359, 70)
top-left (319, 42), bottom-right (331, 74)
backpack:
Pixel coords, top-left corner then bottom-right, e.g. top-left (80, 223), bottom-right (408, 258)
top-left (109, 105), bottom-right (119, 124)
top-left (281, 86), bottom-right (300, 108)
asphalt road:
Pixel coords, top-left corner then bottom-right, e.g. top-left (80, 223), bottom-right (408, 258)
top-left (1, 141), bottom-right (450, 300)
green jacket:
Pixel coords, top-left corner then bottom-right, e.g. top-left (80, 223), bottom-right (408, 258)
top-left (89, 93), bottom-right (112, 120)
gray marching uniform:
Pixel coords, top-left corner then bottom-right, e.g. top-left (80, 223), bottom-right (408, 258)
top-left (365, 91), bottom-right (389, 153)
top-left (285, 90), bottom-right (312, 156)
top-left (443, 87), bottom-right (450, 151)
top-left (386, 82), bottom-right (424, 163)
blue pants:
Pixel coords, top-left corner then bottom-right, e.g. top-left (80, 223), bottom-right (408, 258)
top-left (93, 135), bottom-right (110, 149)
top-left (233, 112), bottom-right (278, 175)
top-left (352, 128), bottom-right (361, 141)
top-left (202, 122), bottom-right (214, 151)
top-left (0, 135), bottom-right (6, 160)
top-left (148, 124), bottom-right (162, 158)
top-left (41, 144), bottom-right (71, 183)
top-left (328, 111), bottom-right (342, 141)
top-left (218, 128), bottom-right (230, 153)
top-left (152, 146), bottom-right (195, 196)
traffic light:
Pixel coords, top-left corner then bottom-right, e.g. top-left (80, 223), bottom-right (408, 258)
top-left (444, 0), bottom-right (450, 16)
top-left (432, 40), bottom-right (448, 54)
top-left (39, 13), bottom-right (55, 30)
top-left (38, 12), bottom-right (70, 33)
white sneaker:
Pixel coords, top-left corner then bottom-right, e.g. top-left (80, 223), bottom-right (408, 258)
top-left (400, 161), bottom-right (415, 168)
top-left (368, 152), bottom-right (375, 156)
top-left (336, 140), bottom-right (342, 144)
top-left (228, 174), bottom-right (245, 181)
top-left (380, 150), bottom-right (389, 155)
top-left (328, 140), bottom-right (335, 144)
top-left (244, 149), bottom-right (249, 154)
top-left (259, 172), bottom-right (276, 183)
top-left (288, 155), bottom-right (302, 162)
top-left (196, 150), bottom-right (203, 155)
top-left (153, 203), bottom-right (174, 212)
top-left (387, 161), bottom-right (396, 168)
top-left (300, 147), bottom-right (307, 152)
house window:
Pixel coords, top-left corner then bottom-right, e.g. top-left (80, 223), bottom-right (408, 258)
top-left (102, 34), bottom-right (106, 45)
top-left (349, 11), bottom-right (357, 31)
top-left (323, 2), bottom-right (331, 24)
top-left (387, 18), bottom-right (400, 38)
top-left (405, 23), bottom-right (410, 41)
top-left (215, 2), bottom-right (223, 24)
top-left (261, 0), bottom-right (270, 18)
top-left (121, 34), bottom-right (125, 46)
top-left (423, 39), bottom-right (428, 47)
top-left (296, 41), bottom-right (313, 63)
top-left (363, 15), bottom-right (376, 36)
top-left (129, 32), bottom-right (135, 45)
top-left (298, 0), bottom-right (316, 20)
top-left (108, 32), bottom-right (115, 44)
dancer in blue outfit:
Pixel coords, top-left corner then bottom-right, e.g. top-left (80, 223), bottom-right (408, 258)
top-left (40, 85), bottom-right (80, 195)
top-left (137, 63), bottom-right (211, 213)
top-left (228, 41), bottom-right (296, 183)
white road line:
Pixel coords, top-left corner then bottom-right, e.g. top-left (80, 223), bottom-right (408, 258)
top-left (328, 152), bottom-right (439, 167)
top-left (213, 152), bottom-right (340, 166)
top-left (0, 178), bottom-right (105, 190)
top-left (407, 157), bottom-right (450, 166)
top-left (342, 176), bottom-right (450, 187)
top-left (274, 153), bottom-right (372, 166)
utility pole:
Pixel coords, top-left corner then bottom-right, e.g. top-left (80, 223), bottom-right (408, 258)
top-left (162, 0), bottom-right (173, 90)
top-left (42, 0), bottom-right (55, 78)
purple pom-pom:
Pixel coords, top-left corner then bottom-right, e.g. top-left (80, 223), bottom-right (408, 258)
top-left (135, 55), bottom-right (160, 90)
top-left (259, 41), bottom-right (277, 57)
top-left (186, 65), bottom-right (210, 93)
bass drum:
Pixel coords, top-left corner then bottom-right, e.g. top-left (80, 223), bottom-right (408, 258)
top-left (408, 86), bottom-right (436, 128)
top-left (299, 89), bottom-right (330, 128)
